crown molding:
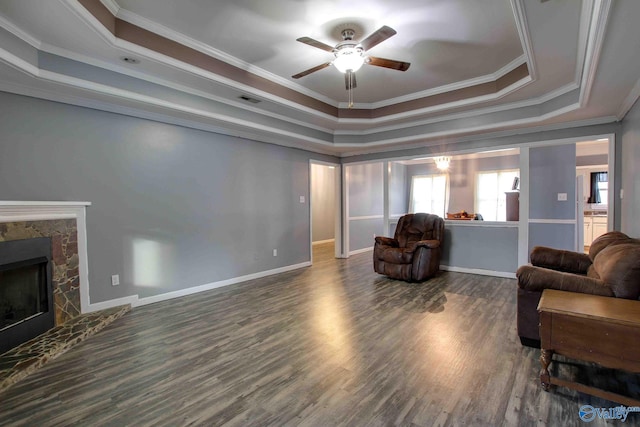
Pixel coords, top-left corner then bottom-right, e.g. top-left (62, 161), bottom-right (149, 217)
top-left (579, 0), bottom-right (612, 106)
top-left (114, 7), bottom-right (338, 107)
top-left (617, 76), bottom-right (640, 120)
top-left (510, 0), bottom-right (538, 80)
top-left (61, 0), bottom-right (116, 45)
top-left (0, 12), bottom-right (41, 49)
top-left (99, 0), bottom-right (121, 16)
top-left (339, 55), bottom-right (528, 110)
top-left (38, 42), bottom-right (336, 134)
top-left (335, 81), bottom-right (577, 136)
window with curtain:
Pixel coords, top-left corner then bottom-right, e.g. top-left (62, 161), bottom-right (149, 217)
top-left (588, 171), bottom-right (608, 204)
top-left (410, 174), bottom-right (447, 217)
top-left (475, 169), bottom-right (519, 221)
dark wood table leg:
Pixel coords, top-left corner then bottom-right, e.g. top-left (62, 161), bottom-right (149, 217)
top-left (540, 348), bottom-right (554, 391)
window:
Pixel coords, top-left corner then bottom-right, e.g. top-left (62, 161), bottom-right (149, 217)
top-left (410, 174), bottom-right (447, 217)
top-left (589, 171), bottom-right (608, 205)
top-left (475, 169), bottom-right (519, 221)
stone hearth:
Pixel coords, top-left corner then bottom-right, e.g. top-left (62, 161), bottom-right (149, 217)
top-left (0, 304), bottom-right (130, 392)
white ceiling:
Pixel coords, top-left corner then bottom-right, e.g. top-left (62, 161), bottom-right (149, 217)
top-left (0, 0), bottom-right (638, 156)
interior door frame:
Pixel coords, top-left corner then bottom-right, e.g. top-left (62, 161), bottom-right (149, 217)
top-left (309, 160), bottom-right (344, 263)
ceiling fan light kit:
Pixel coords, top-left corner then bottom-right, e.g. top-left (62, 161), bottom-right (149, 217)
top-left (333, 47), bottom-right (365, 73)
top-left (292, 25), bottom-right (410, 107)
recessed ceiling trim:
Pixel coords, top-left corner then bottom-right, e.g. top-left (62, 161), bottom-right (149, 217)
top-left (35, 42), bottom-right (330, 135)
top-left (579, 0), bottom-right (612, 107)
top-left (99, 0), bottom-right (121, 16)
top-left (0, 46), bottom-right (40, 75)
top-left (0, 13), bottom-right (41, 49)
top-left (617, 76), bottom-right (640, 120)
top-left (113, 5), bottom-right (338, 108)
top-left (335, 81), bottom-right (579, 137)
top-left (340, 55), bottom-right (528, 110)
top-left (66, 0), bottom-right (116, 44)
top-left (111, 0), bottom-right (531, 111)
top-left (336, 74), bottom-right (532, 128)
top-left (0, 46), bottom-right (582, 150)
top-left (72, 0), bottom-right (535, 120)
top-left (510, 0), bottom-right (538, 80)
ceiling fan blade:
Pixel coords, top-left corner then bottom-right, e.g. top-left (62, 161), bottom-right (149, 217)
top-left (344, 71), bottom-right (357, 90)
top-left (292, 62), bottom-right (332, 79)
top-left (359, 26), bottom-right (397, 51)
top-left (367, 56), bottom-right (410, 72)
top-left (296, 37), bottom-right (335, 52)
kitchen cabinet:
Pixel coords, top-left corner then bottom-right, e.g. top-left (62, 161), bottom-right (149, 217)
top-left (583, 215), bottom-right (607, 246)
top-left (592, 216), bottom-right (607, 242)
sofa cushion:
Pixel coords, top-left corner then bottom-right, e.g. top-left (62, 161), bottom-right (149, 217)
top-left (593, 243), bottom-right (640, 299)
top-left (589, 231), bottom-right (633, 260)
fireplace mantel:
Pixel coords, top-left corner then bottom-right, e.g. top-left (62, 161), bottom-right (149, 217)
top-left (0, 201), bottom-right (92, 314)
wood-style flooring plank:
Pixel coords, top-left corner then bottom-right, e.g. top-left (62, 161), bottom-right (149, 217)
top-left (1, 242), bottom-right (639, 426)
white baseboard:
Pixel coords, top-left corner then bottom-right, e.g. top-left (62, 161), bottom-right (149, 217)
top-left (312, 238), bottom-right (335, 245)
top-left (85, 295), bottom-right (139, 313)
top-left (349, 246), bottom-right (373, 256)
top-left (84, 261), bottom-right (312, 312)
top-left (440, 265), bottom-right (516, 279)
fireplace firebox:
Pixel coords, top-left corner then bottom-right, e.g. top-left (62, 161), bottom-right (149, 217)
top-left (0, 237), bottom-right (54, 355)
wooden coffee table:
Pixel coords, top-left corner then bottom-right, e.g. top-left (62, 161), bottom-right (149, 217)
top-left (537, 289), bottom-right (640, 406)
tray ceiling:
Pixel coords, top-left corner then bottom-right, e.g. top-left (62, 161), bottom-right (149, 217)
top-left (0, 0), bottom-right (638, 156)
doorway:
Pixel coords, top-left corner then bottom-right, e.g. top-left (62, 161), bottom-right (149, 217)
top-left (310, 161), bottom-right (341, 263)
top-left (576, 139), bottom-right (611, 253)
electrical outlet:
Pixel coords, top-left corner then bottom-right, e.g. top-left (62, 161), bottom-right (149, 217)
top-left (557, 193), bottom-right (567, 201)
top-left (111, 274), bottom-right (120, 286)
top-left (273, 249), bottom-right (277, 257)
top-left (299, 196), bottom-right (305, 203)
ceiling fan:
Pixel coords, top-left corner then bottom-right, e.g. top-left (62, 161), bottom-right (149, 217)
top-left (292, 25), bottom-right (410, 93)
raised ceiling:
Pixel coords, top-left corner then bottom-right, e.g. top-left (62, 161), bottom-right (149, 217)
top-left (0, 0), bottom-right (638, 156)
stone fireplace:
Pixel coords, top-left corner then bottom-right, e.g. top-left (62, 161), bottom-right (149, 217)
top-left (0, 236), bottom-right (55, 354)
top-left (0, 202), bottom-right (91, 353)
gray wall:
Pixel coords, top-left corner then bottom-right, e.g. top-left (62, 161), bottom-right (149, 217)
top-left (621, 99), bottom-right (640, 237)
top-left (347, 162), bottom-right (383, 251)
top-left (389, 162), bottom-right (407, 216)
top-left (441, 224), bottom-right (519, 273)
top-left (0, 92), bottom-right (337, 303)
top-left (529, 144), bottom-right (576, 220)
top-left (527, 144), bottom-right (576, 253)
top-left (311, 164), bottom-right (335, 242)
top-left (406, 155), bottom-right (520, 214)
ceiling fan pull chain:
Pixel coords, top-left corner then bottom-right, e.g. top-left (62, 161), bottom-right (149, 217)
top-left (348, 72), bottom-right (354, 108)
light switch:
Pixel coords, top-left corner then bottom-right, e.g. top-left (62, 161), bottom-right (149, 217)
top-left (557, 193), bottom-right (567, 201)
top-left (299, 196), bottom-right (305, 203)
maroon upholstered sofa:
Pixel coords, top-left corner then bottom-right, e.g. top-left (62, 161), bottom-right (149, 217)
top-left (516, 231), bottom-right (640, 347)
top-left (373, 213), bottom-right (444, 282)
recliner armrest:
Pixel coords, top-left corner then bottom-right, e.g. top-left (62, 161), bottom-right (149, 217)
top-left (530, 246), bottom-right (592, 274)
top-left (375, 236), bottom-right (398, 247)
top-left (516, 265), bottom-right (613, 297)
top-left (413, 239), bottom-right (440, 249)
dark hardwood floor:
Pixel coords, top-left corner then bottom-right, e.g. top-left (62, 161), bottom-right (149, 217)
top-left (1, 243), bottom-right (638, 426)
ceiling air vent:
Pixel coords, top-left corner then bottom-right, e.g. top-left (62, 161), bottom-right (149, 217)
top-left (239, 95), bottom-right (261, 104)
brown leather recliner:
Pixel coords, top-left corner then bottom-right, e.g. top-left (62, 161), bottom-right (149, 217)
top-left (516, 231), bottom-right (640, 347)
top-left (373, 213), bottom-right (444, 282)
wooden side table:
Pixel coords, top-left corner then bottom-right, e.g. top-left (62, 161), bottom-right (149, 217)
top-left (537, 289), bottom-right (640, 406)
